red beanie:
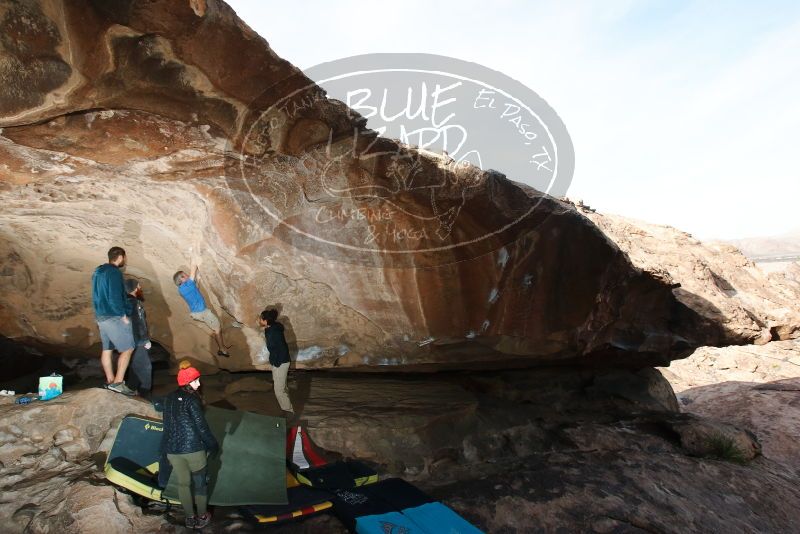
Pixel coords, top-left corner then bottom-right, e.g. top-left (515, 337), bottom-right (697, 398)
top-left (177, 366), bottom-right (201, 386)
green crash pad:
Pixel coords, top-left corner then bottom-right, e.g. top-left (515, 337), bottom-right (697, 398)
top-left (164, 406), bottom-right (287, 506)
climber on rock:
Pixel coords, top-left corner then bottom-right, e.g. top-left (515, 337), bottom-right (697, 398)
top-left (173, 264), bottom-right (230, 358)
top-left (91, 246), bottom-right (136, 395)
top-left (258, 308), bottom-right (295, 421)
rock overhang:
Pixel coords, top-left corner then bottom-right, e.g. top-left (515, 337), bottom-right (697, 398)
top-left (0, 0), bottom-right (713, 371)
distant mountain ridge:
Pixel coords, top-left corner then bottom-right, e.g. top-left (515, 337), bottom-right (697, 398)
top-left (727, 231), bottom-right (800, 259)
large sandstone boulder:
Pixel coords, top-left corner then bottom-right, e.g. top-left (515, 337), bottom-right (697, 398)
top-left (51, 482), bottom-right (172, 534)
top-left (0, 388), bottom-right (164, 533)
top-left (661, 340), bottom-right (800, 477)
top-left (581, 206), bottom-right (800, 345)
top-left (436, 445), bottom-right (800, 533)
top-left (0, 0), bottom-right (707, 371)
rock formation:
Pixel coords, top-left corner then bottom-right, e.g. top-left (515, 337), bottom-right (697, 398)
top-left (3, 2), bottom-right (800, 533)
top-left (0, 0), bottom-right (709, 371)
top-left (4, 367), bottom-right (798, 533)
top-left (578, 205), bottom-right (800, 344)
top-left (0, 389), bottom-right (166, 532)
top-left (661, 339), bottom-right (800, 478)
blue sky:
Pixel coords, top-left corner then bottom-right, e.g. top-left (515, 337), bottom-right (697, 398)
top-left (227, 1), bottom-right (800, 239)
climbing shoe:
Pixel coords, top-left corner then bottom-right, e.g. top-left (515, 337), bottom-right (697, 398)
top-left (194, 512), bottom-right (211, 529)
top-left (107, 382), bottom-right (135, 396)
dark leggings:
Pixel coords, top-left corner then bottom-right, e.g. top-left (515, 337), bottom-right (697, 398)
top-left (167, 450), bottom-right (208, 517)
top-left (127, 345), bottom-right (152, 392)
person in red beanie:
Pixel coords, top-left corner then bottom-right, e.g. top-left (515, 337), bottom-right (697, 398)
top-left (161, 365), bottom-right (218, 529)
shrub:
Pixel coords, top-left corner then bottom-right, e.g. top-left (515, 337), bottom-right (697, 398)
top-left (705, 434), bottom-right (749, 464)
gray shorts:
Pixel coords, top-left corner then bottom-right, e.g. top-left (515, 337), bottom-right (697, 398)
top-left (97, 317), bottom-right (135, 352)
top-left (190, 308), bottom-right (220, 332)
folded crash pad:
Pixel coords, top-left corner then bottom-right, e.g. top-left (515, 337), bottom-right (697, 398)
top-left (240, 425), bottom-right (381, 524)
top-left (240, 472), bottom-right (333, 523)
top-left (287, 425), bottom-right (378, 489)
top-left (103, 415), bottom-right (178, 504)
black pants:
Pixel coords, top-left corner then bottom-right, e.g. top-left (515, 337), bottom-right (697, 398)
top-left (127, 345), bottom-right (152, 392)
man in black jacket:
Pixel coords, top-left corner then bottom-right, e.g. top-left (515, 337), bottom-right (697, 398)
top-left (258, 308), bottom-right (294, 418)
top-left (124, 279), bottom-right (152, 397)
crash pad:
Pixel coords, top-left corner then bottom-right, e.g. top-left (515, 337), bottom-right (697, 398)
top-left (103, 415), bottom-right (177, 504)
top-left (331, 478), bottom-right (483, 534)
top-left (163, 405), bottom-right (287, 506)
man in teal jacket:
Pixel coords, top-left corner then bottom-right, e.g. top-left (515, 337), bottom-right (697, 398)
top-left (92, 246), bottom-right (135, 395)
